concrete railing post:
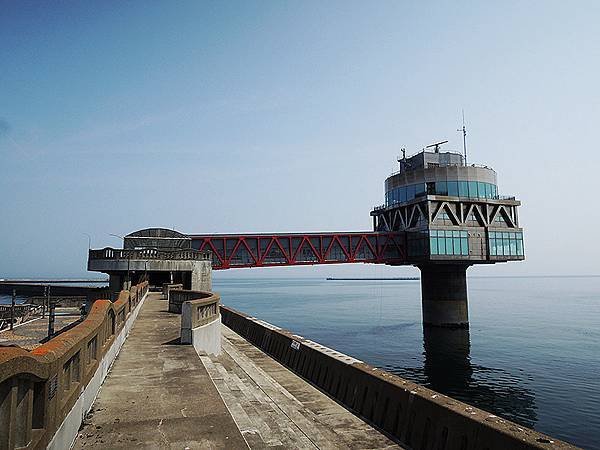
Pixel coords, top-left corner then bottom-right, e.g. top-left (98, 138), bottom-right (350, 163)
top-left (14, 379), bottom-right (33, 448)
top-left (0, 378), bottom-right (17, 450)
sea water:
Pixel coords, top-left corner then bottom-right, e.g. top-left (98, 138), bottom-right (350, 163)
top-left (212, 276), bottom-right (600, 449)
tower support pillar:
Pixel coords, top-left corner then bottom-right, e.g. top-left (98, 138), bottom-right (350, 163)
top-left (419, 263), bottom-right (469, 328)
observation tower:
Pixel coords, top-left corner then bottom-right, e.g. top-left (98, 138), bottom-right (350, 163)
top-left (370, 142), bottom-right (524, 327)
top-left (88, 140), bottom-right (524, 329)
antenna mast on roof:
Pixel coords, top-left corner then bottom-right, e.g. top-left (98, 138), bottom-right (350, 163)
top-left (425, 140), bottom-right (448, 153)
top-left (458, 110), bottom-right (468, 165)
top-left (397, 148), bottom-right (407, 171)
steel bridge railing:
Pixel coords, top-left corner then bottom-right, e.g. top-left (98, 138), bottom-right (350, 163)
top-left (189, 231), bottom-right (406, 270)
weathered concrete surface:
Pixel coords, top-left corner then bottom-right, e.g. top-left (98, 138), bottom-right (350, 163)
top-left (73, 293), bottom-right (246, 449)
top-left (73, 293), bottom-right (398, 449)
top-left (203, 326), bottom-right (400, 449)
top-left (191, 260), bottom-right (212, 291)
top-left (420, 263), bottom-right (469, 328)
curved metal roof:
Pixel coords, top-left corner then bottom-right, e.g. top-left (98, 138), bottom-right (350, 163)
top-left (125, 228), bottom-right (190, 239)
top-left (124, 228), bottom-right (191, 249)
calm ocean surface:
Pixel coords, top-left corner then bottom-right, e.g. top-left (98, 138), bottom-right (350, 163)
top-left (213, 276), bottom-right (600, 449)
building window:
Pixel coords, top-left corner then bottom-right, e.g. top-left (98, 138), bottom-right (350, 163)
top-left (477, 182), bottom-right (487, 199)
top-left (385, 183), bottom-right (427, 207)
top-left (466, 210), bottom-right (482, 226)
top-left (461, 233), bottom-right (468, 255)
top-left (434, 209), bottom-right (456, 225)
top-left (429, 230), bottom-right (468, 256)
top-left (468, 181), bottom-right (478, 198)
top-left (436, 181), bottom-right (448, 196)
top-left (386, 181), bottom-right (498, 207)
top-left (494, 213), bottom-right (507, 224)
top-left (485, 183), bottom-right (493, 198)
top-left (430, 236), bottom-right (438, 255)
top-left (447, 181), bottom-right (459, 196)
top-left (488, 231), bottom-right (523, 257)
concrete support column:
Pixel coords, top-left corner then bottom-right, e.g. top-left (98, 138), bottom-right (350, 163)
top-left (108, 274), bottom-right (123, 295)
top-left (419, 263), bottom-right (469, 328)
top-left (191, 261), bottom-right (212, 291)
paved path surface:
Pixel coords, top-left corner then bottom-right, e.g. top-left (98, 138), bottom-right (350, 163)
top-left (74, 293), bottom-right (399, 449)
top-left (74, 293), bottom-right (246, 449)
top-left (203, 327), bottom-right (399, 449)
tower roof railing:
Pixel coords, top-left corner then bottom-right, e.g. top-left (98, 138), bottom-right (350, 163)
top-left (389, 162), bottom-right (495, 178)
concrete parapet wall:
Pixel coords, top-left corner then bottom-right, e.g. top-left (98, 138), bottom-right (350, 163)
top-left (163, 283), bottom-right (183, 301)
top-left (179, 292), bottom-right (221, 355)
top-left (220, 306), bottom-right (577, 450)
top-left (0, 282), bottom-right (149, 450)
top-left (185, 316), bottom-right (221, 356)
top-left (169, 289), bottom-right (206, 314)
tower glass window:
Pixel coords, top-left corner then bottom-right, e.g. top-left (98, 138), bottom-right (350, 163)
top-left (436, 181), bottom-right (448, 196)
top-left (448, 181), bottom-right (459, 196)
top-left (429, 230), bottom-right (470, 256)
top-left (477, 182), bottom-right (487, 198)
top-left (385, 181), bottom-right (498, 207)
top-left (488, 231), bottom-right (523, 257)
top-left (468, 181), bottom-right (478, 198)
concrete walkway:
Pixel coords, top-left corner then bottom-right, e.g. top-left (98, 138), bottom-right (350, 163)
top-left (203, 327), bottom-right (398, 449)
top-left (74, 293), bottom-right (398, 449)
top-left (74, 293), bottom-right (246, 449)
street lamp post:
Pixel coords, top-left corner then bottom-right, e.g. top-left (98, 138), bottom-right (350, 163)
top-left (83, 233), bottom-right (92, 249)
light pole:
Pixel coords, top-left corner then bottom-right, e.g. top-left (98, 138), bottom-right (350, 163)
top-left (83, 233), bottom-right (92, 249)
top-left (108, 233), bottom-right (124, 244)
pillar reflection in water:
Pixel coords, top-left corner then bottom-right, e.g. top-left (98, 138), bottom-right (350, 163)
top-left (423, 327), bottom-right (472, 395)
top-left (421, 327), bottom-right (538, 429)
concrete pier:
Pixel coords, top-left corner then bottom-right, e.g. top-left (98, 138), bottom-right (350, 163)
top-left (73, 293), bottom-right (396, 449)
top-left (419, 264), bottom-right (469, 328)
top-left (2, 287), bottom-right (575, 449)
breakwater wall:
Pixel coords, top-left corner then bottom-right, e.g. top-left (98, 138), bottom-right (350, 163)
top-left (221, 305), bottom-right (576, 450)
top-left (0, 282), bottom-right (148, 450)
top-left (0, 283), bottom-right (108, 298)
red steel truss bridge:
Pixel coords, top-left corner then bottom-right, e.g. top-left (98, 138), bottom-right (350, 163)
top-left (189, 232), bottom-right (406, 270)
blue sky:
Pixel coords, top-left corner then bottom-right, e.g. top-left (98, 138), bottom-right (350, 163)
top-left (1, 1), bottom-right (599, 278)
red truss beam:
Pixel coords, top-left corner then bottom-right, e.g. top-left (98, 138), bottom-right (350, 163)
top-left (189, 232), bottom-right (406, 270)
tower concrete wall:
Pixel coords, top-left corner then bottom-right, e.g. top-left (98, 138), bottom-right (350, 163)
top-left (419, 263), bottom-right (469, 328)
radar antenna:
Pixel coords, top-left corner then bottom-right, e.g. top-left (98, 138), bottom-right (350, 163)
top-left (425, 140), bottom-right (448, 153)
top-left (457, 110), bottom-right (467, 165)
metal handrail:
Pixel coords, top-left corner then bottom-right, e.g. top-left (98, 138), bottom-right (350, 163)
top-left (388, 162), bottom-right (495, 178)
top-left (373, 193), bottom-right (518, 210)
